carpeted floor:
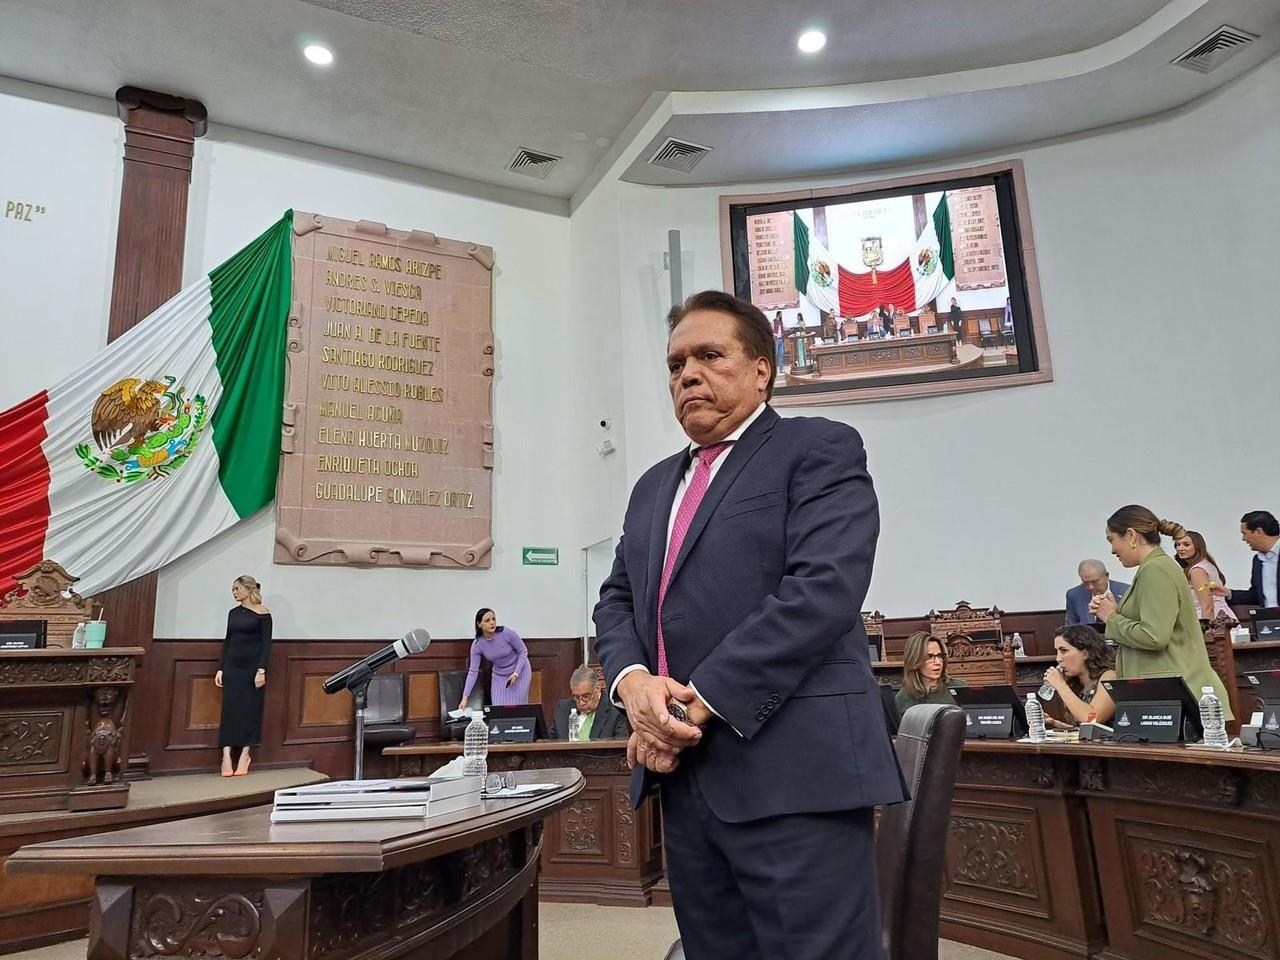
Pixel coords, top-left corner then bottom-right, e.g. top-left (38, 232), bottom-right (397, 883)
top-left (7, 904), bottom-right (1015, 960)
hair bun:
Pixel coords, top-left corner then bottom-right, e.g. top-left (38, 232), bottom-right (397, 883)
top-left (1157, 519), bottom-right (1186, 539)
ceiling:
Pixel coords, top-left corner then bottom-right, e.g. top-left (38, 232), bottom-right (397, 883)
top-left (0, 0), bottom-right (1273, 204)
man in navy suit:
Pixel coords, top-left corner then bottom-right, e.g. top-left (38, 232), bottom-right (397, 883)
top-left (1230, 510), bottom-right (1280, 608)
top-left (594, 290), bottom-right (904, 960)
top-left (1064, 559), bottom-right (1129, 625)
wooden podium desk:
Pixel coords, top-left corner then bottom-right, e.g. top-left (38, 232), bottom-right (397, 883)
top-left (385, 740), bottom-right (663, 906)
top-left (7, 768), bottom-right (583, 960)
top-left (945, 740), bottom-right (1280, 960)
top-left (0, 648), bottom-right (145, 814)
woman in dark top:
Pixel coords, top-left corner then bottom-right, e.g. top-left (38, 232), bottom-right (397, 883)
top-left (1041, 624), bottom-right (1117, 728)
top-left (895, 631), bottom-right (966, 720)
top-left (215, 575), bottom-right (272, 776)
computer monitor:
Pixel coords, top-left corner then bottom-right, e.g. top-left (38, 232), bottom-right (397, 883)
top-left (1247, 608), bottom-right (1280, 640)
top-left (485, 704), bottom-right (548, 743)
top-left (0, 620), bottom-right (46, 649)
top-left (948, 684), bottom-right (1028, 739)
top-left (1100, 676), bottom-right (1203, 742)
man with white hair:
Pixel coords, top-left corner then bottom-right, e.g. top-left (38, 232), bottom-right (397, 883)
top-left (1065, 559), bottom-right (1129, 625)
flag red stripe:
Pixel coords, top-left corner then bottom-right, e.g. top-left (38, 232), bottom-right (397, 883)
top-left (0, 391), bottom-right (52, 598)
top-left (838, 258), bottom-right (918, 316)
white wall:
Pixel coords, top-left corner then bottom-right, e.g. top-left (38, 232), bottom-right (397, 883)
top-left (157, 130), bottom-right (591, 639)
top-left (0, 80), bottom-right (119, 399)
top-left (583, 55), bottom-right (1280, 616)
top-left (0, 88), bottom-right (610, 641)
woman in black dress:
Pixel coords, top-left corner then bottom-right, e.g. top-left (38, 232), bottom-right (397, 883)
top-left (215, 575), bottom-right (272, 776)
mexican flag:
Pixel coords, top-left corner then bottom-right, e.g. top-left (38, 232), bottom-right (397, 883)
top-left (793, 212), bottom-right (839, 313)
top-left (0, 212), bottom-right (293, 598)
top-left (911, 193), bottom-right (955, 308)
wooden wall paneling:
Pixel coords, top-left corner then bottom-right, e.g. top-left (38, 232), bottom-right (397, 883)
top-left (98, 88), bottom-right (206, 778)
top-left (942, 756), bottom-right (1107, 960)
top-left (1088, 794), bottom-right (1280, 960)
top-left (147, 638), bottom-right (583, 778)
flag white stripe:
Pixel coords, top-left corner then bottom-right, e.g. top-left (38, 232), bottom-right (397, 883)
top-left (42, 279), bottom-right (240, 596)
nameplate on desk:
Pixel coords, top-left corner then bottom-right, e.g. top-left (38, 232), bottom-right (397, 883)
top-left (962, 705), bottom-right (1014, 739)
top-left (1111, 700), bottom-right (1183, 743)
top-left (489, 718), bottom-right (537, 744)
top-left (0, 635), bottom-right (41, 650)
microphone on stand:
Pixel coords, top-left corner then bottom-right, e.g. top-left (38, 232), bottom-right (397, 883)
top-left (325, 628), bottom-right (430, 781)
top-left (323, 628), bottom-right (431, 694)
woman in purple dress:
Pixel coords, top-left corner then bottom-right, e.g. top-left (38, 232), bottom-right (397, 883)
top-left (458, 608), bottom-right (532, 708)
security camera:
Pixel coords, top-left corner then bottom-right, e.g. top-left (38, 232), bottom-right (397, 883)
top-left (599, 418), bottom-right (612, 430)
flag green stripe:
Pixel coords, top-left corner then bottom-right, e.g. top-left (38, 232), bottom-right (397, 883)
top-left (793, 213), bottom-right (810, 293)
top-left (933, 194), bottom-right (954, 280)
top-left (207, 211), bottom-right (293, 518)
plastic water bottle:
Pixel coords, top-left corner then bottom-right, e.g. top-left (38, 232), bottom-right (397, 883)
top-left (1198, 686), bottom-right (1229, 749)
top-left (567, 708), bottom-right (581, 742)
top-left (1038, 666), bottom-right (1060, 701)
top-left (1012, 632), bottom-right (1026, 659)
top-left (1024, 692), bottom-right (1047, 743)
top-left (463, 714), bottom-right (489, 776)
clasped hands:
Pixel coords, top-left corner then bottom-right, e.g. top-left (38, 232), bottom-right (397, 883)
top-left (617, 671), bottom-right (710, 774)
top-left (1088, 590), bottom-right (1117, 622)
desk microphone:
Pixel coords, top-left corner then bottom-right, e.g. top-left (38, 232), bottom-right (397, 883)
top-left (323, 628), bottom-right (431, 694)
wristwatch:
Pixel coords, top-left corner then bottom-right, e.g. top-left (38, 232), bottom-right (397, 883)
top-left (667, 699), bottom-right (707, 730)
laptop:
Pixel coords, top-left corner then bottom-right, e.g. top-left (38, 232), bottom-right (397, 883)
top-left (484, 704), bottom-right (548, 743)
top-left (1100, 676), bottom-right (1204, 741)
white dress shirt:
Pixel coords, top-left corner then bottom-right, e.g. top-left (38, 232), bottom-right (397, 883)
top-left (1261, 542), bottom-right (1280, 608)
top-left (610, 403), bottom-right (768, 729)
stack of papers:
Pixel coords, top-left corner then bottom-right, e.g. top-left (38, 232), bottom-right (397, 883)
top-left (270, 776), bottom-right (482, 823)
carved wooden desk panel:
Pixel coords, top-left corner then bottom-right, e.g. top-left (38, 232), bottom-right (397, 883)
top-left (946, 742), bottom-right (1280, 960)
top-left (6, 768), bottom-right (583, 960)
top-left (385, 740), bottom-right (663, 906)
top-left (0, 649), bottom-right (144, 814)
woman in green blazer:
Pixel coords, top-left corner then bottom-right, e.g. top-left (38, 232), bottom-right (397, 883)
top-left (1091, 505), bottom-right (1233, 720)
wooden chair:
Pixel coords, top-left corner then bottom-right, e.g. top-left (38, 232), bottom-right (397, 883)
top-left (929, 601), bottom-right (1013, 686)
top-left (1203, 613), bottom-right (1243, 733)
top-left (0, 560), bottom-right (100, 648)
top-left (863, 610), bottom-right (886, 662)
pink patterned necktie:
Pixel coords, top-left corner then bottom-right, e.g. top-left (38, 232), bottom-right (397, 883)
top-left (656, 442), bottom-right (730, 677)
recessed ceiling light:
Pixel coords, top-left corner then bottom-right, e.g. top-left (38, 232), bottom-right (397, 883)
top-left (797, 30), bottom-right (826, 54)
top-left (303, 44), bottom-right (334, 66)
top-left (571, 132), bottom-right (588, 141)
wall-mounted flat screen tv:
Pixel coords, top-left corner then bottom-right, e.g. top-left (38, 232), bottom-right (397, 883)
top-left (721, 161), bottom-right (1051, 404)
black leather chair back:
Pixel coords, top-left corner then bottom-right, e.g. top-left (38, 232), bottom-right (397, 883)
top-left (366, 674), bottom-right (406, 724)
top-left (877, 703), bottom-right (965, 960)
top-left (438, 669), bottom-right (487, 740)
top-left (362, 674), bottom-right (414, 750)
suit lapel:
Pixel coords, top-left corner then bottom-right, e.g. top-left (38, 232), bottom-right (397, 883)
top-left (667, 408), bottom-right (778, 588)
top-left (645, 450), bottom-right (692, 620)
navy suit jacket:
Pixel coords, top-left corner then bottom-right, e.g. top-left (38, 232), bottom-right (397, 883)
top-left (1230, 554), bottom-right (1280, 609)
top-left (594, 406), bottom-right (905, 823)
top-left (1064, 580), bottom-right (1129, 625)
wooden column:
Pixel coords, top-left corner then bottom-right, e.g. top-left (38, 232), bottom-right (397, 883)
top-left (96, 87), bottom-right (207, 776)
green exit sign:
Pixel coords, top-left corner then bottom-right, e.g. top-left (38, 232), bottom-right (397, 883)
top-left (521, 547), bottom-right (559, 566)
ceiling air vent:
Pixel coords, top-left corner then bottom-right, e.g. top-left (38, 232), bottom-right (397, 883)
top-left (1172, 25), bottom-right (1258, 74)
top-left (649, 137), bottom-right (712, 173)
top-left (505, 147), bottom-right (561, 180)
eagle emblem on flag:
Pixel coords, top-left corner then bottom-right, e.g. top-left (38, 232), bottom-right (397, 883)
top-left (75, 376), bottom-right (208, 482)
top-left (915, 247), bottom-right (939, 279)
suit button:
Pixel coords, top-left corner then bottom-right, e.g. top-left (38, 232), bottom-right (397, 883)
top-left (768, 695), bottom-right (779, 704)
top-left (755, 710), bottom-right (765, 720)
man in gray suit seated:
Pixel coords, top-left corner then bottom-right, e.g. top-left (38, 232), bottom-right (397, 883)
top-left (1065, 559), bottom-right (1129, 625)
top-left (551, 664), bottom-right (630, 741)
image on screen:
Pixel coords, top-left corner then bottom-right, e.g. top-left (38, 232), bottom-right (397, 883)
top-left (727, 171), bottom-right (1042, 401)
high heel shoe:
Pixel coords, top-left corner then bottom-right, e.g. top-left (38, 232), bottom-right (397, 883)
top-left (233, 757), bottom-right (252, 777)
top-left (220, 757), bottom-right (234, 778)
